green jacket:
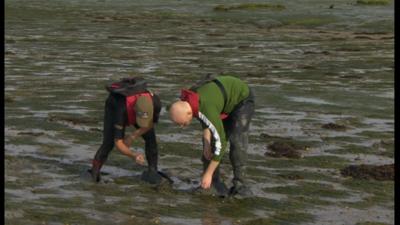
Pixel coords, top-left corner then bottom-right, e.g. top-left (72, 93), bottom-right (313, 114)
top-left (196, 75), bottom-right (249, 161)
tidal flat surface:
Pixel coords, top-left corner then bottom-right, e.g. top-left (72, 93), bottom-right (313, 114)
top-left (5, 0), bottom-right (394, 224)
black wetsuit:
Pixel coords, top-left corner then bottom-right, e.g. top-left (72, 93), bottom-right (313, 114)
top-left (93, 92), bottom-right (161, 173)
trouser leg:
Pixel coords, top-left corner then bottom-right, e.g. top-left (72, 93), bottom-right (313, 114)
top-left (91, 95), bottom-right (116, 182)
top-left (230, 131), bottom-right (249, 188)
top-left (227, 91), bottom-right (255, 192)
top-left (140, 128), bottom-right (163, 184)
top-left (142, 128), bottom-right (158, 171)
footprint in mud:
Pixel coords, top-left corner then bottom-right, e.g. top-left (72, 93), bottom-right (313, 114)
top-left (340, 164), bottom-right (394, 181)
top-left (265, 141), bottom-right (305, 159)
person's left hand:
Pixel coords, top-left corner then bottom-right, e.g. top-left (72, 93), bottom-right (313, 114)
top-left (201, 173), bottom-right (212, 189)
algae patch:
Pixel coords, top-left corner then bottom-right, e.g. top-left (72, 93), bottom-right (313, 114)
top-left (5, 96), bottom-right (14, 103)
top-left (322, 122), bottom-right (347, 131)
top-left (265, 141), bottom-right (307, 159)
top-left (340, 164), bottom-right (394, 181)
top-left (284, 17), bottom-right (337, 27)
top-left (356, 0), bottom-right (391, 5)
top-left (214, 3), bottom-right (285, 11)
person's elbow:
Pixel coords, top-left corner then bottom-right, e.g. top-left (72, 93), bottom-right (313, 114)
top-left (114, 138), bottom-right (124, 146)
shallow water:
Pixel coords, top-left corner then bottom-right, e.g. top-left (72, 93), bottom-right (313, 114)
top-left (5, 0), bottom-right (394, 224)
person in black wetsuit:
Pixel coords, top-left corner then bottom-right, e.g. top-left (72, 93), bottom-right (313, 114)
top-left (89, 78), bottom-right (162, 184)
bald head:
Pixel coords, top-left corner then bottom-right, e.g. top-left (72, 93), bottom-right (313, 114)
top-left (169, 100), bottom-right (193, 127)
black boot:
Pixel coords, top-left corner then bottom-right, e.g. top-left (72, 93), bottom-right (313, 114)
top-left (140, 150), bottom-right (162, 185)
top-left (140, 129), bottom-right (163, 185)
top-left (89, 159), bottom-right (103, 182)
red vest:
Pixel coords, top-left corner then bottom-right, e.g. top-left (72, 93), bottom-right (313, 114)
top-left (126, 92), bottom-right (152, 126)
top-left (180, 89), bottom-right (200, 118)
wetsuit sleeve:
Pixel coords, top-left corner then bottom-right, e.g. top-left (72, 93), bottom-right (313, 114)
top-left (113, 95), bottom-right (127, 140)
top-left (198, 109), bottom-right (227, 162)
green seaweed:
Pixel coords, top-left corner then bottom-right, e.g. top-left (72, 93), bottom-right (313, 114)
top-left (244, 211), bottom-right (314, 225)
top-left (218, 197), bottom-right (280, 217)
top-left (340, 179), bottom-right (394, 208)
top-left (214, 3), bottom-right (285, 11)
top-left (356, 0), bottom-right (391, 5)
top-left (285, 17), bottom-right (337, 27)
top-left (325, 144), bottom-right (375, 155)
top-left (275, 170), bottom-right (340, 183)
top-left (264, 181), bottom-right (349, 199)
top-left (356, 222), bottom-right (392, 225)
top-left (257, 155), bottom-right (349, 169)
top-left (5, 96), bottom-right (14, 103)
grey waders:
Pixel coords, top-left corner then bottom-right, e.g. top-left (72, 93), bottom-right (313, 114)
top-left (224, 89), bottom-right (255, 198)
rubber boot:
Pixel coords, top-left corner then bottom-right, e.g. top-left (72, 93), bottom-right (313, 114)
top-left (140, 130), bottom-right (163, 185)
top-left (89, 159), bottom-right (103, 183)
top-left (229, 165), bottom-right (252, 198)
top-left (229, 137), bottom-right (253, 198)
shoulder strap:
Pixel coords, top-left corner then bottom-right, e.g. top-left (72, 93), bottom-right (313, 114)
top-left (212, 79), bottom-right (227, 112)
top-left (189, 75), bottom-right (228, 112)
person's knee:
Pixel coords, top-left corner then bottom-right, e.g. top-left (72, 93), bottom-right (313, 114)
top-left (230, 133), bottom-right (247, 149)
top-left (101, 140), bottom-right (114, 151)
top-left (145, 139), bottom-right (157, 150)
top-left (142, 129), bottom-right (156, 141)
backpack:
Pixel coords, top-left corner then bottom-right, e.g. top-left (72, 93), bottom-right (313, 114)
top-left (106, 77), bottom-right (147, 96)
top-left (106, 77), bottom-right (162, 122)
top-left (189, 74), bottom-right (214, 91)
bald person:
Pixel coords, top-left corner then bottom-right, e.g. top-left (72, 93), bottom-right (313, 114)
top-left (169, 75), bottom-right (255, 197)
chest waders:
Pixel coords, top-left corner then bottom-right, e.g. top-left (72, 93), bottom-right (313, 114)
top-left (224, 89), bottom-right (255, 197)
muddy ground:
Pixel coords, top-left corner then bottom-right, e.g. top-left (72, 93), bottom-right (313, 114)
top-left (5, 0), bottom-right (394, 224)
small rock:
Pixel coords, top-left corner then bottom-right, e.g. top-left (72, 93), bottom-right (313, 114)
top-left (322, 123), bottom-right (347, 131)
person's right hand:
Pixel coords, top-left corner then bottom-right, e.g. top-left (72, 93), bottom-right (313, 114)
top-left (134, 153), bottom-right (145, 165)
